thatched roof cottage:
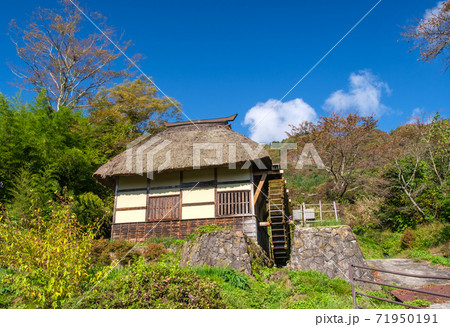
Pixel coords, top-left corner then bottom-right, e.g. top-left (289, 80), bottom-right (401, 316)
top-left (94, 114), bottom-right (288, 254)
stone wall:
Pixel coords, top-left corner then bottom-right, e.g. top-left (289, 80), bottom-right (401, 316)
top-left (288, 226), bottom-right (374, 282)
top-left (180, 230), bottom-right (272, 275)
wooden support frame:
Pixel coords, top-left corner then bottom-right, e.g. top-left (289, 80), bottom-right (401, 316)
top-left (253, 172), bottom-right (267, 205)
top-left (113, 176), bottom-right (118, 224)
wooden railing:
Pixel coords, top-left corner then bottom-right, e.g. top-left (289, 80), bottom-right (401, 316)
top-left (293, 201), bottom-right (340, 225)
top-left (217, 190), bottom-right (251, 217)
top-left (349, 263), bottom-right (450, 309)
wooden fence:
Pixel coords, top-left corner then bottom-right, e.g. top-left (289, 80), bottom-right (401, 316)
top-left (292, 201), bottom-right (340, 225)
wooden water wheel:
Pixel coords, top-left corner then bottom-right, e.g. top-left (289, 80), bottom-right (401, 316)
top-left (268, 178), bottom-right (291, 267)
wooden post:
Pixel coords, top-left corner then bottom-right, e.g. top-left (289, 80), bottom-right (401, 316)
top-left (113, 176), bottom-right (118, 224)
top-left (249, 167), bottom-right (255, 216)
top-left (319, 200), bottom-right (323, 222)
top-left (333, 201), bottom-right (338, 221)
top-left (302, 202), bottom-right (306, 227)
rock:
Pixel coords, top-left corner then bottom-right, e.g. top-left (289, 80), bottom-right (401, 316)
top-left (180, 230), bottom-right (272, 275)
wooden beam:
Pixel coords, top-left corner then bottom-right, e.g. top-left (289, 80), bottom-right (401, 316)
top-left (115, 206), bottom-right (147, 211)
top-left (253, 173), bottom-right (267, 205)
top-left (253, 170), bottom-right (283, 176)
top-left (333, 201), bottom-right (338, 221)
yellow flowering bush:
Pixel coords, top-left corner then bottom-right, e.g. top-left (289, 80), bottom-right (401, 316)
top-left (0, 195), bottom-right (102, 308)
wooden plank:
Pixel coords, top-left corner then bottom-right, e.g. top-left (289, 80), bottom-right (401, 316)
top-left (182, 201), bottom-right (215, 207)
top-left (214, 168), bottom-right (218, 218)
top-left (302, 202), bottom-right (306, 227)
top-left (113, 176), bottom-right (118, 224)
top-left (115, 206), bottom-right (147, 211)
top-left (117, 187), bottom-right (148, 193)
top-left (319, 200), bottom-right (323, 222)
top-left (333, 201), bottom-right (338, 221)
top-left (145, 178), bottom-right (150, 221)
top-left (253, 173), bottom-right (267, 205)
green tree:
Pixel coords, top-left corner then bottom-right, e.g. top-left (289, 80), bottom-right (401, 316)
top-left (381, 115), bottom-right (450, 230)
top-left (88, 77), bottom-right (181, 156)
top-left (0, 91), bottom-right (112, 229)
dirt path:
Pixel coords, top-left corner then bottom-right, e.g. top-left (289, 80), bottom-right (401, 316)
top-left (366, 259), bottom-right (450, 309)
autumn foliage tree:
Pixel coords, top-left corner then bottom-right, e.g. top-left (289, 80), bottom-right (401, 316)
top-left (9, 0), bottom-right (132, 110)
top-left (403, 1), bottom-right (450, 70)
top-left (288, 113), bottom-right (389, 200)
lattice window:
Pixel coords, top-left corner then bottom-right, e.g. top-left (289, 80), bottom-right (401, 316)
top-left (147, 195), bottom-right (180, 221)
top-left (217, 190), bottom-right (251, 217)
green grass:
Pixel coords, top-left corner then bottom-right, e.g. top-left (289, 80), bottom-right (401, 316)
top-left (355, 223), bottom-right (450, 267)
top-left (356, 234), bottom-right (386, 259)
top-left (408, 249), bottom-right (450, 267)
top-left (1, 254), bottom-right (406, 309)
top-left (405, 298), bottom-right (431, 308)
top-left (299, 220), bottom-right (344, 228)
top-left (5, 221), bottom-right (448, 309)
top-left (191, 266), bottom-right (401, 309)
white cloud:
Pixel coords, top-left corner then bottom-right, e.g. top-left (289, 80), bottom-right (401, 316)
top-left (324, 70), bottom-right (390, 116)
top-left (407, 107), bottom-right (432, 124)
top-left (417, 1), bottom-right (445, 33)
top-left (243, 98), bottom-right (317, 144)
top-left (423, 1), bottom-right (445, 20)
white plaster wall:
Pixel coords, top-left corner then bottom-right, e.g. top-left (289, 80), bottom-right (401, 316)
top-left (182, 204), bottom-right (215, 219)
top-left (182, 187), bottom-right (214, 204)
top-left (115, 209), bottom-right (146, 223)
top-left (116, 191), bottom-right (147, 208)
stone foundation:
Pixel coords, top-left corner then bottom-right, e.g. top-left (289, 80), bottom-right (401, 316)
top-left (288, 226), bottom-right (374, 282)
top-left (180, 230), bottom-right (272, 275)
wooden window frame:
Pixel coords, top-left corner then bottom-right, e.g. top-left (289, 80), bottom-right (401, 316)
top-left (147, 194), bottom-right (181, 221)
top-left (216, 190), bottom-right (252, 217)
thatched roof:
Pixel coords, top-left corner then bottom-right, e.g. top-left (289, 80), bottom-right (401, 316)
top-left (93, 114), bottom-right (272, 188)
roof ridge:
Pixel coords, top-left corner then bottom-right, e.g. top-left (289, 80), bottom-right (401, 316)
top-left (164, 114), bottom-right (237, 128)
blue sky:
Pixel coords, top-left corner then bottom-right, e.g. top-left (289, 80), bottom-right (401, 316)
top-left (0, 0), bottom-right (448, 142)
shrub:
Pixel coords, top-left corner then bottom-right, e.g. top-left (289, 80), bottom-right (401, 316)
top-left (380, 233), bottom-right (402, 257)
top-left (185, 224), bottom-right (228, 241)
top-left (193, 266), bottom-right (250, 290)
top-left (91, 239), bottom-right (140, 266)
top-left (67, 259), bottom-right (226, 309)
top-left (0, 195), bottom-right (101, 308)
top-left (413, 222), bottom-right (450, 249)
top-left (401, 228), bottom-right (415, 249)
top-left (342, 197), bottom-right (381, 230)
top-left (408, 250), bottom-right (450, 266)
top-left (142, 242), bottom-right (167, 261)
top-left (142, 236), bottom-right (184, 247)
